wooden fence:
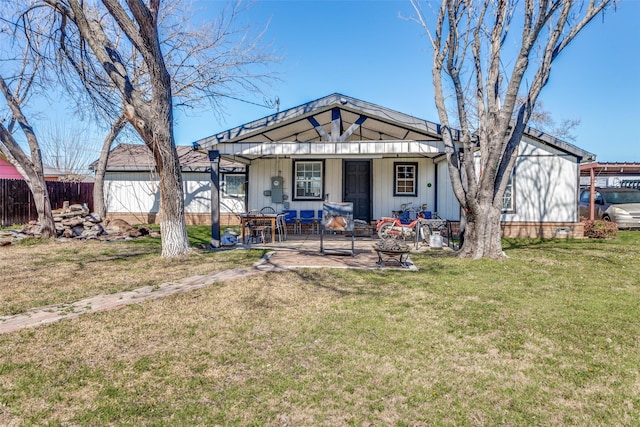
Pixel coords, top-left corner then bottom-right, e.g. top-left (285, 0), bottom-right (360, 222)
top-left (0, 178), bottom-right (94, 226)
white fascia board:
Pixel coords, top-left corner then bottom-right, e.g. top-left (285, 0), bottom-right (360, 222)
top-left (216, 140), bottom-right (445, 157)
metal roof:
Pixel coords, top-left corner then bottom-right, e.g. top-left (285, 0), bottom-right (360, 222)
top-left (580, 162), bottom-right (640, 176)
top-left (193, 93), bottom-right (594, 162)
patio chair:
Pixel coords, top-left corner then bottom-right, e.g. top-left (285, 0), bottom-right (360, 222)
top-left (299, 210), bottom-right (315, 234)
top-left (282, 209), bottom-right (299, 234)
top-left (275, 213), bottom-right (287, 242)
top-left (315, 209), bottom-right (323, 234)
top-left (245, 210), bottom-right (269, 244)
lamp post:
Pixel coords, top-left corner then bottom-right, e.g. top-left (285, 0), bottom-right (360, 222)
top-left (209, 150), bottom-right (221, 248)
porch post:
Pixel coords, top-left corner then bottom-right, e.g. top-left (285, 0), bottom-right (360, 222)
top-left (589, 166), bottom-right (595, 221)
top-left (209, 150), bottom-right (221, 248)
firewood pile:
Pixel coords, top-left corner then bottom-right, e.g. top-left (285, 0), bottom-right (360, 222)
top-left (0, 202), bottom-right (155, 246)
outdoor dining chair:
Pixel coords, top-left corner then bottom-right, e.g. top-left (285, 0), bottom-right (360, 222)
top-left (282, 209), bottom-right (299, 234)
top-left (299, 210), bottom-right (315, 234)
top-left (245, 210), bottom-right (269, 244)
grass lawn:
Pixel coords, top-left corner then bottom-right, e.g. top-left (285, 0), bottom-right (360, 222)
top-left (0, 229), bottom-right (639, 425)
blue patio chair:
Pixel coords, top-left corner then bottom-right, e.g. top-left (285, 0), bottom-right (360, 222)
top-left (315, 209), bottom-right (323, 234)
top-left (299, 210), bottom-right (315, 234)
top-left (282, 209), bottom-right (299, 234)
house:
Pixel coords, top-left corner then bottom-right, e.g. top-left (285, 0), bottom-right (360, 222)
top-left (94, 143), bottom-right (245, 225)
top-left (194, 93), bottom-right (593, 239)
top-left (0, 154), bottom-right (66, 181)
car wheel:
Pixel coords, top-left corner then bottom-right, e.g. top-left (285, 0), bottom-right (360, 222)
top-left (602, 215), bottom-right (612, 222)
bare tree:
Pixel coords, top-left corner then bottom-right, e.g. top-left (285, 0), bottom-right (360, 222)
top-left (82, 1), bottom-right (276, 224)
top-left (8, 0), bottom-right (277, 256)
top-left (39, 121), bottom-right (98, 180)
top-left (0, 18), bottom-right (56, 238)
top-left (411, 0), bottom-right (613, 259)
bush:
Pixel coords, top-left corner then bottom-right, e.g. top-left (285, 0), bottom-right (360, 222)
top-left (583, 219), bottom-right (618, 239)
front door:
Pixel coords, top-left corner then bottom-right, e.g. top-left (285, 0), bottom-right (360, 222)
top-left (343, 160), bottom-right (371, 222)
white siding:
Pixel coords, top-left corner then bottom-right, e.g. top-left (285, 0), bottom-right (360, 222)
top-left (502, 137), bottom-right (579, 223)
top-left (247, 157), bottom-right (437, 220)
top-left (371, 158), bottom-right (436, 219)
top-left (104, 171), bottom-right (243, 215)
top-left (247, 158), bottom-right (341, 213)
top-left (435, 160), bottom-right (461, 220)
top-left (433, 136), bottom-right (580, 223)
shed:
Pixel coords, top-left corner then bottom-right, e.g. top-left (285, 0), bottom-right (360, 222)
top-left (95, 143), bottom-right (245, 225)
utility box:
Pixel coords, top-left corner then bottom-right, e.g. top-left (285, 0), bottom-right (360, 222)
top-left (271, 176), bottom-right (284, 203)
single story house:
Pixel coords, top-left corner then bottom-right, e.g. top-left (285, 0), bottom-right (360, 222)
top-left (194, 93), bottom-right (594, 239)
top-left (94, 143), bottom-right (245, 225)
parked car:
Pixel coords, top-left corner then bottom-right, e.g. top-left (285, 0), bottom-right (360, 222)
top-left (579, 187), bottom-right (640, 229)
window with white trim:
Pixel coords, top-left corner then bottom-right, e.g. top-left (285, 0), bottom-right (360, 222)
top-left (223, 174), bottom-right (245, 197)
top-left (293, 160), bottom-right (324, 200)
top-left (394, 162), bottom-right (418, 196)
top-left (502, 173), bottom-right (515, 212)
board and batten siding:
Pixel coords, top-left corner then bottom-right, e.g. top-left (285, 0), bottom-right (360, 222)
top-left (104, 171), bottom-right (243, 216)
top-left (247, 157), bottom-right (437, 221)
top-left (504, 137), bottom-right (579, 223)
top-left (435, 136), bottom-right (580, 224)
top-left (246, 158), bottom-right (342, 213)
top-left (371, 158), bottom-right (436, 220)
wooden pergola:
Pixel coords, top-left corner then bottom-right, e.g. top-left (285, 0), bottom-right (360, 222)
top-left (580, 162), bottom-right (640, 220)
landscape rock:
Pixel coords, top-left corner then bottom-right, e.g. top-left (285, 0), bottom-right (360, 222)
top-left (1, 201), bottom-right (156, 246)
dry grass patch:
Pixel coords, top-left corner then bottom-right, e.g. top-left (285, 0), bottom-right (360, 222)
top-left (0, 233), bottom-right (639, 425)
top-left (0, 237), bottom-right (262, 315)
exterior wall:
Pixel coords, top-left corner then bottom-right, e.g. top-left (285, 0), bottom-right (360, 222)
top-left (434, 137), bottom-right (580, 224)
top-left (371, 157), bottom-right (436, 219)
top-left (247, 157), bottom-right (437, 221)
top-left (104, 171), bottom-right (244, 225)
top-left (503, 137), bottom-right (579, 223)
top-left (435, 159), bottom-right (461, 220)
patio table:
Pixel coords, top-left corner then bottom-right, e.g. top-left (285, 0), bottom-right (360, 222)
top-left (239, 213), bottom-right (278, 243)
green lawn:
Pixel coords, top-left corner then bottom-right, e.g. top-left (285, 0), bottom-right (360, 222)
top-left (0, 231), bottom-right (638, 425)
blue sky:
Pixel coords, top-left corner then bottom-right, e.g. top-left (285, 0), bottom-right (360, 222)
top-left (175, 0), bottom-right (640, 163)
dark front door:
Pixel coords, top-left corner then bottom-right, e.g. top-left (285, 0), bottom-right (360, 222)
top-left (343, 160), bottom-right (371, 222)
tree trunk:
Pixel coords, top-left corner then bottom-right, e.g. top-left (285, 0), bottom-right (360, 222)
top-left (29, 176), bottom-right (56, 238)
top-left (151, 128), bottom-right (190, 258)
top-left (458, 203), bottom-right (503, 259)
top-left (93, 115), bottom-right (126, 220)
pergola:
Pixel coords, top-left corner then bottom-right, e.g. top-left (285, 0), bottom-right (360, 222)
top-left (580, 162), bottom-right (640, 220)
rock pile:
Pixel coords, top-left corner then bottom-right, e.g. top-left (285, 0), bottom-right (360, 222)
top-left (0, 202), bottom-right (155, 245)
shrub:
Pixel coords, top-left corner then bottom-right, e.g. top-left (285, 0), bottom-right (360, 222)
top-left (583, 219), bottom-right (618, 239)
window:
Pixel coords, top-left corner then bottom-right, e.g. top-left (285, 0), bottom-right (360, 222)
top-left (502, 173), bottom-right (515, 212)
top-left (223, 174), bottom-right (245, 197)
top-left (394, 162), bottom-right (418, 196)
top-left (293, 160), bottom-right (324, 200)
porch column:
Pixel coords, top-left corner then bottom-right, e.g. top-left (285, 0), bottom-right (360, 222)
top-left (590, 166), bottom-right (595, 221)
top-left (209, 150), bottom-right (221, 248)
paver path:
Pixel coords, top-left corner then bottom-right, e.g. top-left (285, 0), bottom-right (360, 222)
top-left (0, 250), bottom-right (414, 335)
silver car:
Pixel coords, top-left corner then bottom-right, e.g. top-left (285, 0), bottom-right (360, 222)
top-left (579, 188), bottom-right (640, 229)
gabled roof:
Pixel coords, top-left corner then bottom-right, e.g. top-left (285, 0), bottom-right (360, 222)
top-left (193, 93), bottom-right (594, 162)
top-left (194, 93), bottom-right (443, 148)
top-left (93, 143), bottom-right (244, 172)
